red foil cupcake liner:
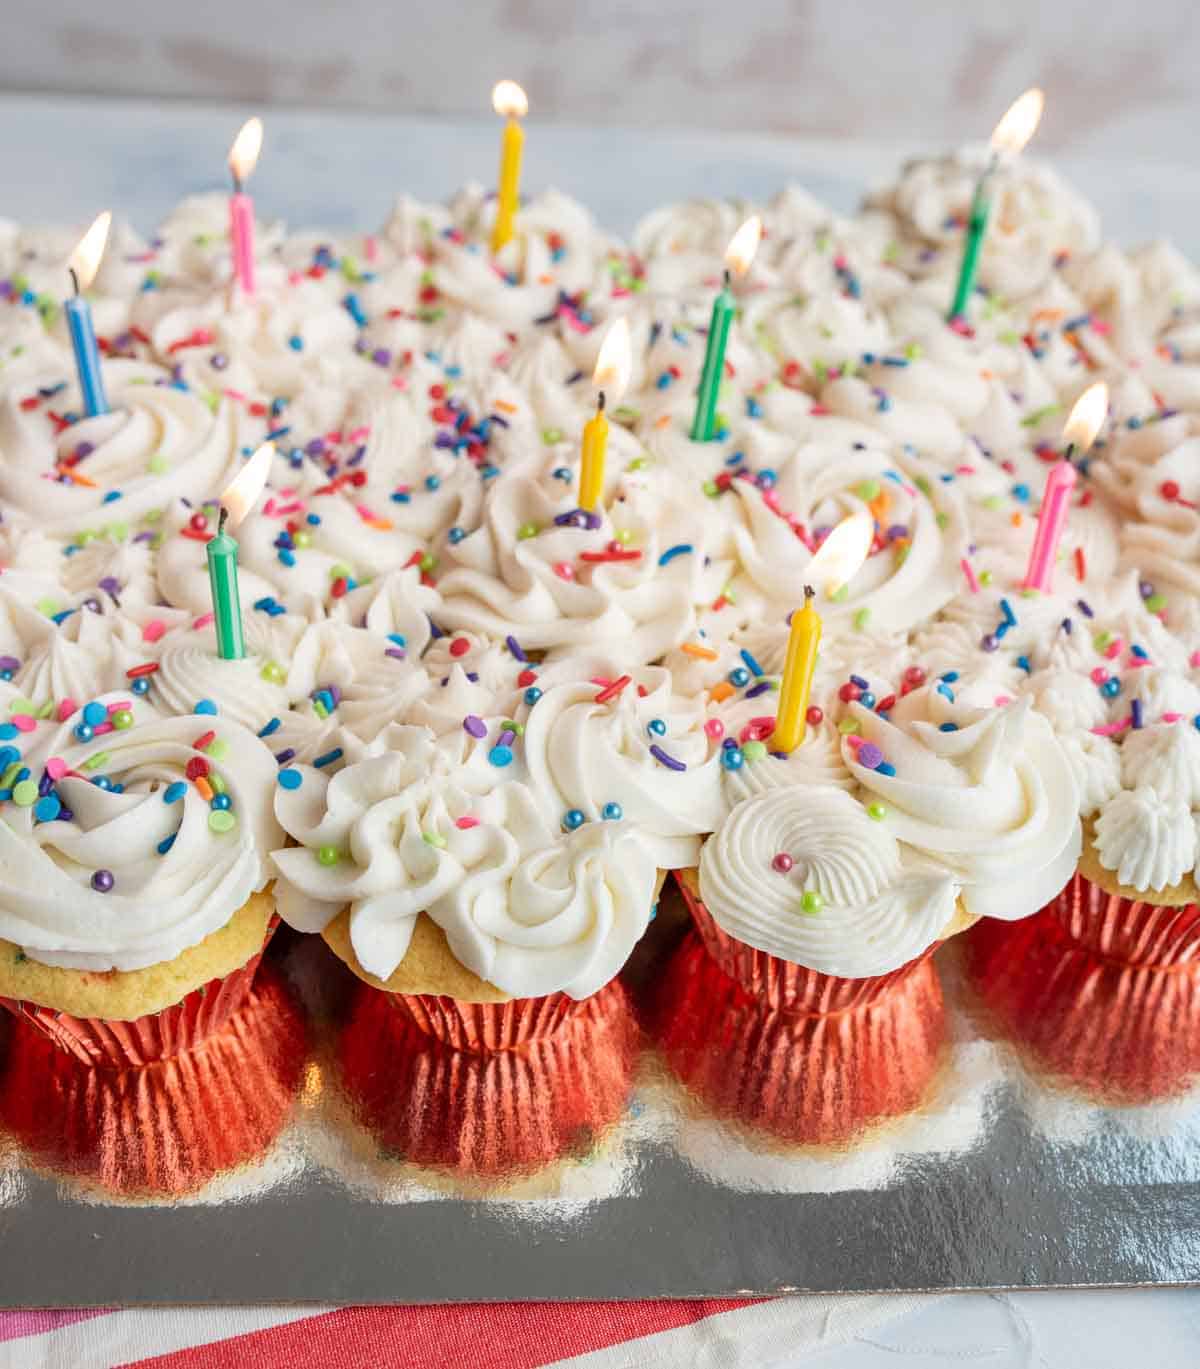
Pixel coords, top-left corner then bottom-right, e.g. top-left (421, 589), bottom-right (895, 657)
top-left (392, 989), bottom-right (583, 1053)
top-left (1048, 870), bottom-right (1200, 966)
top-left (679, 873), bottom-right (940, 1012)
top-left (0, 963), bottom-right (307, 1197)
top-left (966, 908), bottom-right (1200, 1104)
top-left (0, 922), bottom-right (279, 1068)
top-left (339, 978), bottom-right (639, 1177)
top-left (655, 931), bottom-right (946, 1147)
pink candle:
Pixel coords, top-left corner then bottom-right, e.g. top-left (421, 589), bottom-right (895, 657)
top-left (227, 117), bottom-right (263, 298)
top-left (1023, 382), bottom-right (1109, 593)
top-left (1023, 459), bottom-right (1076, 592)
top-left (229, 191), bottom-right (256, 296)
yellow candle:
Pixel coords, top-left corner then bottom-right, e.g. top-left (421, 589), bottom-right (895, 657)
top-left (771, 587), bottom-right (821, 753)
top-left (579, 399), bottom-right (608, 513)
top-left (490, 80), bottom-right (528, 254)
top-left (578, 319), bottom-right (632, 514)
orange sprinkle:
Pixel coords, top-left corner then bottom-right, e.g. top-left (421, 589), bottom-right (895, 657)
top-left (537, 273), bottom-right (555, 285)
top-left (868, 491), bottom-right (892, 523)
top-left (1011, 512), bottom-right (1023, 527)
top-left (57, 466), bottom-right (97, 488)
top-left (493, 400), bottom-right (518, 414)
top-left (1075, 545), bottom-right (1087, 582)
top-left (1031, 308), bottom-right (1064, 325)
top-left (709, 682), bottom-right (735, 703)
top-left (193, 777), bottom-right (214, 802)
top-left (680, 642), bottom-right (719, 661)
top-left (654, 414), bottom-right (672, 429)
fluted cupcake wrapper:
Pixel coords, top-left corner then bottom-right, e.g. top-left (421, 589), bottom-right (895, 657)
top-left (339, 978), bottom-right (639, 1177)
top-left (656, 930), bottom-right (946, 1147)
top-left (0, 963), bottom-right (307, 1197)
top-left (0, 920), bottom-right (279, 1069)
top-left (967, 904), bottom-right (1200, 1104)
top-left (678, 872), bottom-right (939, 1013)
top-left (1049, 871), bottom-right (1200, 967)
top-left (392, 990), bottom-right (579, 1053)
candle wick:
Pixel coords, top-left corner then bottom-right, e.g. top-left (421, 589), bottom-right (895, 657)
top-left (68, 267), bottom-right (80, 297)
top-left (1062, 443), bottom-right (1076, 464)
top-left (218, 506), bottom-right (230, 535)
top-left (596, 390), bottom-right (606, 414)
top-left (803, 584), bottom-right (815, 602)
top-left (231, 171), bottom-right (243, 195)
top-left (722, 268), bottom-right (732, 289)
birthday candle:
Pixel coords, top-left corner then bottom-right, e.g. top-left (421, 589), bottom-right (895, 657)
top-left (1023, 382), bottom-right (1108, 592)
top-left (948, 89), bottom-right (1044, 321)
top-left (579, 319), bottom-right (632, 512)
top-left (691, 216), bottom-right (761, 442)
top-left (228, 117), bottom-right (263, 297)
top-left (65, 212), bottom-right (111, 418)
top-left (771, 511), bottom-right (873, 753)
top-left (490, 80), bottom-right (528, 255)
top-left (207, 443), bottom-right (274, 659)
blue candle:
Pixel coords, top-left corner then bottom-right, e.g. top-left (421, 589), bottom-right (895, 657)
top-left (66, 212), bottom-right (112, 418)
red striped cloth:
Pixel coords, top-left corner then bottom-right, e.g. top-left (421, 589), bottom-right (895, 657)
top-left (0, 1295), bottom-right (930, 1367)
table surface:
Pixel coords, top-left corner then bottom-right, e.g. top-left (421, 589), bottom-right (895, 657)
top-left (2, 91), bottom-right (1199, 1368)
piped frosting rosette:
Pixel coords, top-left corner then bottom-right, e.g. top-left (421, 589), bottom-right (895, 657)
top-left (721, 439), bottom-right (967, 636)
top-left (433, 475), bottom-right (703, 663)
top-left (0, 360), bottom-right (256, 533)
top-left (698, 786), bottom-right (960, 978)
top-left (518, 659), bottom-right (725, 868)
top-left (0, 699), bottom-right (282, 973)
top-left (271, 725), bottom-right (658, 998)
top-left (844, 687), bottom-right (1081, 920)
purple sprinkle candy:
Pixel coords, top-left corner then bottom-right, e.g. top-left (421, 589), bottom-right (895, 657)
top-left (505, 634), bottom-right (528, 663)
top-left (857, 742), bottom-right (884, 769)
top-left (649, 744), bottom-right (686, 772)
top-left (1131, 699), bottom-right (1144, 730)
top-left (463, 715), bottom-right (487, 738)
top-left (0, 656), bottom-right (19, 672)
top-left (497, 730), bottom-right (515, 748)
top-left (384, 647), bottom-right (406, 660)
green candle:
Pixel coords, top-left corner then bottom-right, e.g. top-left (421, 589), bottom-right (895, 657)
top-left (207, 508), bottom-right (245, 660)
top-left (690, 275), bottom-right (735, 441)
top-left (948, 167), bottom-right (995, 320)
top-left (947, 88), bottom-right (1045, 323)
top-left (206, 441), bottom-right (275, 661)
top-left (690, 215), bottom-right (762, 443)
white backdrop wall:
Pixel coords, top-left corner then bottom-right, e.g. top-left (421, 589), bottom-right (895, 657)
top-left (4, 0), bottom-right (1196, 160)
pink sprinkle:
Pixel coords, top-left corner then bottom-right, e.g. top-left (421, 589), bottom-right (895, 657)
top-left (193, 611), bottom-right (215, 630)
top-left (57, 698), bottom-right (77, 722)
top-left (390, 376), bottom-right (409, 391)
top-left (45, 757), bottom-right (69, 780)
top-left (455, 816), bottom-right (479, 830)
top-left (364, 236), bottom-right (378, 263)
top-left (348, 425), bottom-right (370, 442)
top-left (91, 721), bottom-right (114, 736)
top-left (955, 465), bottom-right (976, 476)
top-left (142, 619), bottom-right (166, 643)
top-left (960, 557), bottom-right (979, 594)
top-left (1091, 718), bottom-right (1132, 737)
top-left (11, 714), bottom-right (36, 734)
top-left (703, 718), bottom-right (724, 740)
top-left (1104, 640), bottom-right (1123, 660)
top-left (355, 504), bottom-right (375, 521)
top-left (263, 498), bottom-right (278, 516)
top-left (844, 733), bottom-right (864, 749)
top-left (1163, 712), bottom-right (1184, 723)
top-left (553, 561), bottom-right (575, 581)
top-left (1090, 667), bottom-right (1109, 684)
top-left (106, 700), bottom-right (133, 714)
top-left (1127, 657), bottom-right (1151, 669)
top-left (222, 388), bottom-right (248, 403)
top-left (1190, 651), bottom-right (1200, 669)
top-left (739, 717), bottom-right (775, 744)
top-left (994, 695), bottom-right (1012, 707)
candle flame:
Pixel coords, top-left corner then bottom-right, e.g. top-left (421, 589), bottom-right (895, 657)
top-left (990, 88), bottom-right (1044, 157)
top-left (807, 510), bottom-right (873, 596)
top-left (68, 212), bottom-right (112, 291)
top-left (221, 442), bottom-right (274, 527)
top-left (724, 216), bottom-right (762, 277)
top-left (492, 80), bottom-right (529, 119)
top-left (593, 318), bottom-right (632, 402)
top-left (1063, 382), bottom-right (1108, 451)
top-left (229, 117), bottom-right (264, 185)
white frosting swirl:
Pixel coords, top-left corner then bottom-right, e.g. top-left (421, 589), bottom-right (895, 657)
top-left (1094, 786), bottom-right (1196, 893)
